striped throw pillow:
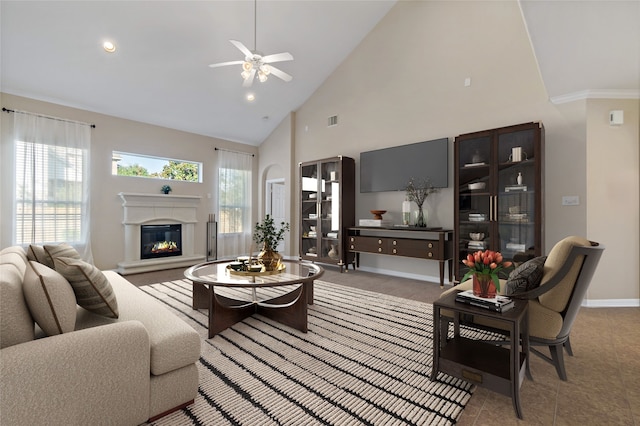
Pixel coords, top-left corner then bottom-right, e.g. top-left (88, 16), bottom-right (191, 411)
top-left (44, 243), bottom-right (81, 269)
top-left (52, 257), bottom-right (119, 318)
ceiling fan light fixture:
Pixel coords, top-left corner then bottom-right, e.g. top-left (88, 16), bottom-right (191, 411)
top-left (242, 61), bottom-right (253, 72)
top-left (241, 70), bottom-right (251, 80)
top-left (259, 64), bottom-right (271, 75)
top-left (257, 71), bottom-right (268, 83)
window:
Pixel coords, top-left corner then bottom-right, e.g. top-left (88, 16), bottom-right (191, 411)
top-left (216, 149), bottom-right (252, 257)
top-left (12, 111), bottom-right (92, 261)
top-left (218, 167), bottom-right (251, 234)
top-left (112, 151), bottom-right (202, 182)
top-left (15, 142), bottom-right (84, 244)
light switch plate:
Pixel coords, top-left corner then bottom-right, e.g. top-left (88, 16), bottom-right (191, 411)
top-left (562, 195), bottom-right (579, 206)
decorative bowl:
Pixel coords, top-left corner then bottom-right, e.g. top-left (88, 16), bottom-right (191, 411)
top-left (370, 210), bottom-right (387, 220)
top-left (469, 232), bottom-right (485, 241)
top-left (229, 261), bottom-right (244, 271)
top-left (468, 182), bottom-right (486, 190)
top-left (248, 264), bottom-right (263, 273)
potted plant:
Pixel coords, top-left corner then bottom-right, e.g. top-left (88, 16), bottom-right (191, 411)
top-left (253, 215), bottom-right (290, 271)
top-left (461, 250), bottom-right (512, 298)
top-left (161, 185), bottom-right (172, 194)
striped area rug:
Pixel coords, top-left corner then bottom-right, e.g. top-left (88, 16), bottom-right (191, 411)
top-left (141, 279), bottom-right (475, 425)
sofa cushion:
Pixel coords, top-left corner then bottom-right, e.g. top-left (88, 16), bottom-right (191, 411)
top-left (27, 245), bottom-right (54, 269)
top-left (98, 271), bottom-right (201, 376)
top-left (1, 246), bottom-right (29, 275)
top-left (52, 257), bottom-right (119, 318)
top-left (23, 261), bottom-right (77, 336)
top-left (44, 243), bottom-right (81, 268)
top-left (538, 236), bottom-right (591, 312)
top-left (0, 263), bottom-right (35, 349)
top-left (504, 256), bottom-right (547, 296)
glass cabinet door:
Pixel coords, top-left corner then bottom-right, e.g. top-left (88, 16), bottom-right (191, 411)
top-left (456, 135), bottom-right (493, 266)
top-left (300, 162), bottom-right (319, 258)
top-left (320, 160), bottom-right (340, 260)
top-left (497, 128), bottom-right (537, 262)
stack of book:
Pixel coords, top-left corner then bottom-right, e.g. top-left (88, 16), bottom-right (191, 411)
top-left (505, 185), bottom-right (527, 192)
top-left (358, 219), bottom-right (392, 227)
top-left (455, 290), bottom-right (514, 313)
top-left (468, 241), bottom-right (486, 250)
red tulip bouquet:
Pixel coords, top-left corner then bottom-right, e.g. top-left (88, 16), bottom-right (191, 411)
top-left (461, 250), bottom-right (512, 298)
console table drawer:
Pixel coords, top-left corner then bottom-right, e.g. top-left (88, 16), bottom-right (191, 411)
top-left (390, 239), bottom-right (440, 259)
top-left (349, 236), bottom-right (388, 254)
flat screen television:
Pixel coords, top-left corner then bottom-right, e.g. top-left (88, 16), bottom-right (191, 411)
top-left (360, 137), bottom-right (449, 192)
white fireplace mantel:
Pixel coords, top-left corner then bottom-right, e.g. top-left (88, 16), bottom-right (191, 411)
top-left (117, 192), bottom-right (205, 274)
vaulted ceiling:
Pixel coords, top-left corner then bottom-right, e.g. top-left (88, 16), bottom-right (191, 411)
top-left (2, 1), bottom-right (638, 146)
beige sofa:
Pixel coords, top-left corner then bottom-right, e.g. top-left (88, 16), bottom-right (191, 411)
top-left (0, 245), bottom-right (201, 425)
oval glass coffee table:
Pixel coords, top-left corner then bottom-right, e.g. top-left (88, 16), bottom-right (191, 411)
top-left (184, 259), bottom-right (324, 338)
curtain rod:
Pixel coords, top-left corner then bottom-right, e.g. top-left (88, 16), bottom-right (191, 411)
top-left (215, 147), bottom-right (255, 157)
top-left (2, 107), bottom-right (96, 128)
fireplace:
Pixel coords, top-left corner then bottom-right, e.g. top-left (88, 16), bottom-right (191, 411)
top-left (140, 224), bottom-right (182, 259)
top-left (117, 192), bottom-right (204, 275)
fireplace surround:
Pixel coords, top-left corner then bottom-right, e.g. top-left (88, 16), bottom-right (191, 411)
top-left (117, 193), bottom-right (204, 274)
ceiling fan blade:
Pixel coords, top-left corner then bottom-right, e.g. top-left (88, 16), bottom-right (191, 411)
top-left (261, 52), bottom-right (293, 63)
top-left (269, 66), bottom-right (293, 82)
top-left (242, 69), bottom-right (256, 87)
top-left (230, 40), bottom-right (253, 59)
top-left (208, 60), bottom-right (244, 68)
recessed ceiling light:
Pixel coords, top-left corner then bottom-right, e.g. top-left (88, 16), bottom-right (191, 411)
top-left (246, 93), bottom-right (255, 102)
top-left (103, 41), bottom-right (116, 53)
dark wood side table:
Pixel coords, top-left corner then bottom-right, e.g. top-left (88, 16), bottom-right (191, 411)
top-left (431, 291), bottom-right (531, 419)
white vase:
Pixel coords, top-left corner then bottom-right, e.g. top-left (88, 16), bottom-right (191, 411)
top-left (328, 244), bottom-right (339, 260)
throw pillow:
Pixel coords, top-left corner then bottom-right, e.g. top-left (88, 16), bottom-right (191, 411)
top-left (44, 243), bottom-right (81, 269)
top-left (504, 256), bottom-right (547, 296)
top-left (27, 245), bottom-right (54, 269)
top-left (52, 257), bottom-right (119, 318)
top-left (23, 261), bottom-right (77, 336)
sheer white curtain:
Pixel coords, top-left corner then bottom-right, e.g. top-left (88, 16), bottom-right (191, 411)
top-left (13, 111), bottom-right (93, 262)
top-left (216, 149), bottom-right (253, 258)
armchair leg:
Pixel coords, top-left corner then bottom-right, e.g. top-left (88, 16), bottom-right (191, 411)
top-left (564, 337), bottom-right (574, 356)
top-left (549, 344), bottom-right (568, 381)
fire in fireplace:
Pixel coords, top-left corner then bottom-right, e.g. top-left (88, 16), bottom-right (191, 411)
top-left (140, 224), bottom-right (182, 260)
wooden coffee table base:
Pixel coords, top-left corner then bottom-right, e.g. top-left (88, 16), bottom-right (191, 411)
top-left (193, 282), bottom-right (312, 338)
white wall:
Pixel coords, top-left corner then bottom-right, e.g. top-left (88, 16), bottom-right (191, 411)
top-left (260, 0), bottom-right (639, 302)
top-left (258, 112), bottom-right (295, 256)
top-left (585, 99), bottom-right (639, 303)
top-left (0, 93), bottom-right (258, 270)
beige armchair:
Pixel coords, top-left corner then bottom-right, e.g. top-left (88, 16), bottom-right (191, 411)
top-left (441, 236), bottom-right (604, 380)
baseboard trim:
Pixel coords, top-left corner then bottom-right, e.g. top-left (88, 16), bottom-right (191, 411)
top-left (582, 298), bottom-right (640, 308)
top-left (351, 265), bottom-right (454, 286)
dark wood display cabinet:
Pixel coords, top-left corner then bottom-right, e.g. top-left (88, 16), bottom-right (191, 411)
top-left (454, 122), bottom-right (544, 282)
top-left (299, 156), bottom-right (355, 272)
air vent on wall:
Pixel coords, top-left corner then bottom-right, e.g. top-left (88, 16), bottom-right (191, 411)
top-left (328, 115), bottom-right (338, 127)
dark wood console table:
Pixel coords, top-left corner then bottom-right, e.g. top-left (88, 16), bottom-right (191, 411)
top-left (347, 227), bottom-right (453, 287)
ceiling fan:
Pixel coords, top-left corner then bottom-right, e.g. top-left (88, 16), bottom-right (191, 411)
top-left (208, 0), bottom-right (293, 88)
